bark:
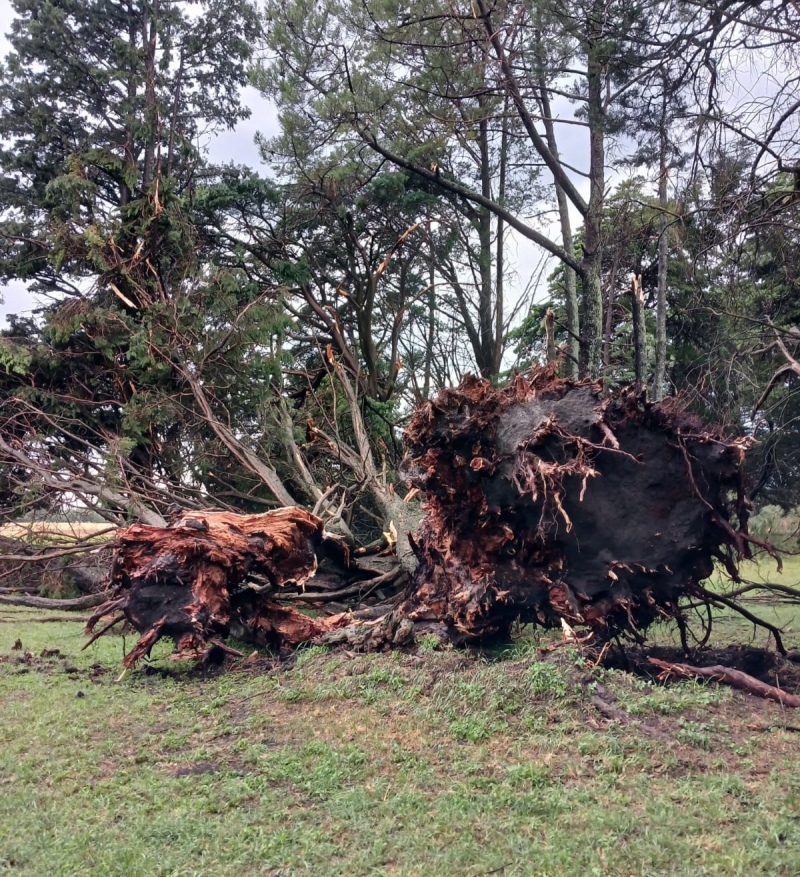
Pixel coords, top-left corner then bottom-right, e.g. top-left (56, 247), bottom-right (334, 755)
top-left (580, 7), bottom-right (606, 379)
top-left (477, 114), bottom-right (495, 379)
top-left (493, 102), bottom-right (508, 378)
top-left (544, 308), bottom-right (558, 364)
top-left (141, 1), bottom-right (159, 191)
top-left (422, 235), bottom-right (435, 399)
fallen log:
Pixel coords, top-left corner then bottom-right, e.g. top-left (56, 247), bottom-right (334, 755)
top-left (648, 658), bottom-right (800, 708)
top-left (0, 593), bottom-right (106, 610)
top-left (0, 615), bottom-right (92, 623)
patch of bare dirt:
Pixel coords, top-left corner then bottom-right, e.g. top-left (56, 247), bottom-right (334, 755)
top-left (0, 651), bottom-right (110, 680)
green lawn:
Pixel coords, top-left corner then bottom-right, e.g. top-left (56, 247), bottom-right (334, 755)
top-left (667, 554), bottom-right (800, 649)
top-left (1, 599), bottom-right (799, 877)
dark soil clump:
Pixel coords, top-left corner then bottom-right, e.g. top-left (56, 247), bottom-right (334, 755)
top-left (400, 367), bottom-right (761, 645)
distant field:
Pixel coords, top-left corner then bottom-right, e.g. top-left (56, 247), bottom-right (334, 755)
top-left (0, 521), bottom-right (116, 544)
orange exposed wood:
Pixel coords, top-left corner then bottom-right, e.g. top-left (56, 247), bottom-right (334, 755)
top-left (88, 508), bottom-right (349, 666)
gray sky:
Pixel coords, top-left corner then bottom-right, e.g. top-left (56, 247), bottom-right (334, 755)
top-left (0, 0), bottom-right (26, 323)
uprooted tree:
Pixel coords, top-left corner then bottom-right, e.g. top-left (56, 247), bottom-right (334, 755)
top-left (87, 367), bottom-right (790, 668)
top-left (2, 0), bottom-right (800, 680)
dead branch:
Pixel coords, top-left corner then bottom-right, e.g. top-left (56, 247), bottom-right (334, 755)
top-left (0, 542), bottom-right (113, 563)
top-left (696, 585), bottom-right (787, 654)
top-left (0, 593), bottom-right (107, 610)
top-left (649, 657), bottom-right (800, 708)
top-left (0, 615), bottom-right (92, 623)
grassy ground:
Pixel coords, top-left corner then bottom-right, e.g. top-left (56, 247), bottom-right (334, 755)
top-left (1, 592), bottom-right (799, 877)
top-left (646, 554), bottom-right (800, 650)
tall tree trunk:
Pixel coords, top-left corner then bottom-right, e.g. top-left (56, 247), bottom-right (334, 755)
top-left (537, 63), bottom-right (579, 378)
top-left (141, 2), bottom-right (159, 191)
top-left (654, 88), bottom-right (669, 401)
top-left (423, 229), bottom-right (436, 399)
top-left (603, 261), bottom-right (620, 369)
top-left (358, 276), bottom-right (381, 399)
top-left (580, 8), bottom-right (606, 379)
top-left (631, 274), bottom-right (647, 392)
top-left (493, 103), bottom-right (508, 377)
top-left (122, 13), bottom-right (138, 207)
top-left (165, 49), bottom-right (185, 179)
top-left (477, 115), bottom-right (495, 379)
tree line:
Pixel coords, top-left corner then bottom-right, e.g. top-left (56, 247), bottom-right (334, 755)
top-left (0, 0), bottom-right (798, 553)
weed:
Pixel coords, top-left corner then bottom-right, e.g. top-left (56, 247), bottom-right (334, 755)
top-left (417, 634), bottom-right (442, 654)
top-left (676, 720), bottom-right (714, 750)
top-left (505, 762), bottom-right (552, 788)
top-left (527, 661), bottom-right (569, 698)
top-left (449, 714), bottom-right (504, 742)
top-left (293, 644), bottom-right (329, 670)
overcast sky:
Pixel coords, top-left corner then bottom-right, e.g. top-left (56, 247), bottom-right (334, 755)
top-left (0, 0), bottom-right (26, 323)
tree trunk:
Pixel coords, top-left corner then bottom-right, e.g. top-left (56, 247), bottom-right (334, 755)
top-left (423, 230), bottom-right (436, 399)
top-left (631, 274), bottom-right (647, 392)
top-left (477, 114), bottom-right (496, 379)
top-left (141, 1), bottom-right (159, 191)
top-left (580, 8), bottom-right (607, 380)
top-left (493, 103), bottom-right (508, 378)
top-left (537, 65), bottom-right (579, 378)
top-left (654, 89), bottom-right (670, 401)
top-left (0, 593), bottom-right (106, 610)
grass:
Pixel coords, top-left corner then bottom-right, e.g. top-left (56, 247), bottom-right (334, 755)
top-left (636, 553), bottom-right (800, 652)
top-left (1, 603), bottom-right (799, 877)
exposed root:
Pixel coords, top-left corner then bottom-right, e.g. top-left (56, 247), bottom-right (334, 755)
top-left (400, 367), bottom-right (765, 645)
top-left (88, 508), bottom-right (368, 666)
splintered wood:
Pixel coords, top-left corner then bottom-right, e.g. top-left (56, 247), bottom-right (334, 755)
top-left (86, 508), bottom-right (353, 666)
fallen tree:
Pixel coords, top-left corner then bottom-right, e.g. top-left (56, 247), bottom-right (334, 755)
top-left (88, 367), bottom-right (790, 666)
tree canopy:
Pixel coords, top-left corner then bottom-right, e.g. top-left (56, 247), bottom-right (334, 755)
top-left (1, 0), bottom-right (800, 557)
